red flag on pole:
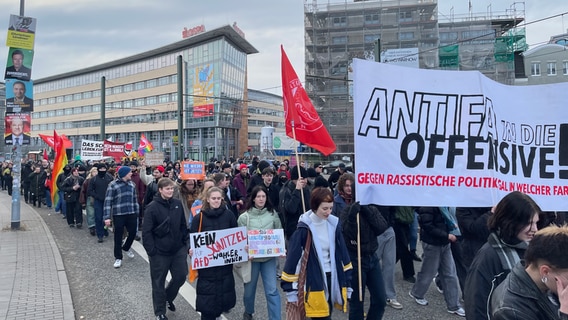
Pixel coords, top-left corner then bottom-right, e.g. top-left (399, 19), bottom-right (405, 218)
top-left (281, 46), bottom-right (336, 156)
top-left (43, 149), bottom-right (48, 160)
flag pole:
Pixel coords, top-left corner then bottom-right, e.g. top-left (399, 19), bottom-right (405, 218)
top-left (356, 212), bottom-right (363, 301)
top-left (291, 121), bottom-right (306, 212)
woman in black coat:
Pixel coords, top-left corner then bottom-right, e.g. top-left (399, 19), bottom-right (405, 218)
top-left (189, 186), bottom-right (238, 320)
top-left (62, 168), bottom-right (85, 227)
top-left (28, 165), bottom-right (46, 207)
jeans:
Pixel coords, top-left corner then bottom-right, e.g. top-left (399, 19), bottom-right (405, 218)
top-left (348, 252), bottom-right (386, 320)
top-left (56, 190), bottom-right (67, 215)
top-left (94, 199), bottom-right (105, 238)
top-left (149, 246), bottom-right (188, 316)
top-left (85, 196), bottom-right (95, 228)
top-left (376, 227), bottom-right (397, 300)
top-left (45, 189), bottom-right (52, 207)
top-left (411, 242), bottom-right (461, 311)
top-left (243, 258), bottom-right (281, 320)
top-left (409, 211), bottom-right (419, 251)
top-left (112, 214), bottom-right (138, 259)
top-left (435, 237), bottom-right (467, 298)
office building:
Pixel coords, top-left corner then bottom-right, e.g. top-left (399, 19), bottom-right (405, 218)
top-left (28, 25), bottom-right (257, 162)
top-left (521, 32), bottom-right (568, 85)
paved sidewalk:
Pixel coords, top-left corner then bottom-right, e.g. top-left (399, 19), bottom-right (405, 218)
top-left (0, 191), bottom-right (74, 320)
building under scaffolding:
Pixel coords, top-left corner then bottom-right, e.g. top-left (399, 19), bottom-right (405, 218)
top-left (304, 0), bottom-right (526, 156)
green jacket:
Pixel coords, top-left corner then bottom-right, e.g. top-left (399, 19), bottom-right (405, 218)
top-left (238, 206), bottom-right (282, 263)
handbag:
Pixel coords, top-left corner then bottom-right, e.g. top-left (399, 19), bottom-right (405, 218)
top-left (234, 213), bottom-right (252, 283)
top-left (286, 230), bottom-right (312, 320)
top-left (188, 213), bottom-right (202, 283)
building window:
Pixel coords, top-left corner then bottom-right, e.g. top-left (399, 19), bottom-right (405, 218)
top-left (146, 79), bottom-right (157, 88)
top-left (547, 62), bottom-right (557, 75)
top-left (440, 32), bottom-right (458, 42)
top-left (332, 16), bottom-right (347, 27)
top-left (399, 32), bottom-right (414, 40)
top-left (399, 11), bottom-right (412, 22)
top-left (563, 61), bottom-right (568, 75)
top-left (364, 35), bottom-right (380, 43)
top-left (531, 62), bottom-right (540, 76)
top-left (364, 14), bottom-right (379, 25)
top-left (123, 84), bottom-right (133, 92)
top-left (83, 91), bottom-right (92, 99)
top-left (332, 36), bottom-right (348, 45)
top-left (135, 81), bottom-right (145, 90)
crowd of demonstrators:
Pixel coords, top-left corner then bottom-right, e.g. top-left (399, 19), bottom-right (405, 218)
top-left (13, 153), bottom-right (568, 320)
top-left (238, 186), bottom-right (283, 320)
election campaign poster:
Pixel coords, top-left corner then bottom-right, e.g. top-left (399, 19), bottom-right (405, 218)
top-left (353, 59), bottom-right (568, 211)
top-left (6, 14), bottom-right (36, 50)
top-left (4, 112), bottom-right (31, 145)
top-left (247, 229), bottom-right (286, 258)
top-left (4, 47), bottom-right (33, 81)
top-left (80, 139), bottom-right (104, 160)
top-left (190, 226), bottom-right (248, 270)
top-left (5, 79), bottom-right (33, 112)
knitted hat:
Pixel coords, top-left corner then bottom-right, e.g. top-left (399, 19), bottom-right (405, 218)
top-left (239, 164), bottom-right (248, 171)
top-left (155, 165), bottom-right (165, 173)
top-left (258, 160), bottom-right (270, 172)
top-left (290, 165), bottom-right (307, 180)
top-left (118, 166), bottom-right (131, 178)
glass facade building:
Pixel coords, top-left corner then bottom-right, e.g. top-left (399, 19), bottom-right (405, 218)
top-left (28, 25), bottom-right (257, 161)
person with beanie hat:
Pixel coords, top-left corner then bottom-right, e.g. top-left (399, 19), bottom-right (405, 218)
top-left (279, 165), bottom-right (311, 239)
top-left (233, 163), bottom-right (250, 197)
top-left (88, 163), bottom-right (114, 242)
top-left (103, 163), bottom-right (139, 269)
top-left (247, 160), bottom-right (272, 195)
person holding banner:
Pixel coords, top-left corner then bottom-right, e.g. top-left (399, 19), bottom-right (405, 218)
top-left (281, 187), bottom-right (353, 320)
top-left (238, 185), bottom-right (283, 320)
top-left (142, 178), bottom-right (189, 320)
top-left (189, 186), bottom-right (237, 320)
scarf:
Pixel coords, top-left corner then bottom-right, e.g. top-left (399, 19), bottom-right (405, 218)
top-left (439, 207), bottom-right (461, 236)
top-left (487, 231), bottom-right (528, 271)
top-left (338, 190), bottom-right (352, 205)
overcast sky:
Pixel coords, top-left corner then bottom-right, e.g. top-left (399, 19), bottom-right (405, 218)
top-left (0, 0), bottom-right (567, 95)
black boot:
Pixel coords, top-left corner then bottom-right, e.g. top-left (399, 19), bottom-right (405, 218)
top-left (411, 250), bottom-right (422, 262)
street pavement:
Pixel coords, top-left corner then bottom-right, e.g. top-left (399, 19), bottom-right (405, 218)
top-left (0, 189), bottom-right (464, 319)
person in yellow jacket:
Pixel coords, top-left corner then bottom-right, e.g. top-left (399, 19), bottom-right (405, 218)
top-left (281, 187), bottom-right (353, 319)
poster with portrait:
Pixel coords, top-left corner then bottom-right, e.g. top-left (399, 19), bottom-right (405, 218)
top-left (5, 79), bottom-right (33, 112)
top-left (4, 47), bottom-right (33, 81)
top-left (4, 112), bottom-right (31, 145)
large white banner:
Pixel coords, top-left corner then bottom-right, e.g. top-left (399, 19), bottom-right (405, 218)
top-left (353, 59), bottom-right (568, 211)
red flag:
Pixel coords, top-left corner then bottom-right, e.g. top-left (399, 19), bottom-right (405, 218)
top-left (43, 149), bottom-right (48, 160)
top-left (281, 46), bottom-right (336, 156)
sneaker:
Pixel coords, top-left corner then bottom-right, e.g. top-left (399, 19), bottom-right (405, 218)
top-left (156, 315), bottom-right (168, 320)
top-left (433, 278), bottom-right (444, 294)
top-left (89, 228), bottom-right (96, 236)
top-left (76, 223), bottom-right (82, 229)
top-left (113, 259), bottom-right (122, 268)
top-left (243, 312), bottom-right (253, 320)
top-left (167, 300), bottom-right (176, 312)
top-left (98, 237), bottom-right (103, 243)
top-left (409, 291), bottom-right (428, 306)
top-left (448, 307), bottom-right (465, 317)
top-left (69, 224), bottom-right (75, 228)
top-left (125, 250), bottom-right (135, 258)
top-left (411, 250), bottom-right (422, 262)
top-left (386, 299), bottom-right (403, 309)
top-left (403, 276), bottom-right (416, 283)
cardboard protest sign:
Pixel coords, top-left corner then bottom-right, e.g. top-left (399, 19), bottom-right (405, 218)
top-left (247, 229), bottom-right (285, 258)
top-left (190, 226), bottom-right (248, 270)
